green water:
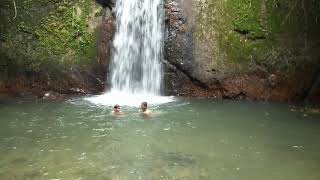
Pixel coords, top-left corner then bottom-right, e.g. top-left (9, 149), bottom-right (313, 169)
top-left (0, 97), bottom-right (320, 180)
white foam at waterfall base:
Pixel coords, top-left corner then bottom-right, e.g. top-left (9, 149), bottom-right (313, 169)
top-left (85, 91), bottom-right (175, 106)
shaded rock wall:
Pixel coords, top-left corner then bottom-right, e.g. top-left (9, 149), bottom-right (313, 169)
top-left (1, 0), bottom-right (319, 102)
top-left (164, 0), bottom-right (320, 102)
top-left (0, 0), bottom-right (115, 96)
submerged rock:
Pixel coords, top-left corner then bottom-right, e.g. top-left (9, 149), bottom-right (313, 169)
top-left (42, 91), bottom-right (65, 101)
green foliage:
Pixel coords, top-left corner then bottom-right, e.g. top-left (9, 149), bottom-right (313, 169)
top-left (35, 0), bottom-right (96, 65)
top-left (195, 0), bottom-right (320, 75)
top-left (227, 0), bottom-right (265, 37)
top-left (0, 0), bottom-right (101, 74)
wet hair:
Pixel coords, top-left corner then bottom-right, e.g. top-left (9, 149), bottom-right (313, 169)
top-left (114, 104), bottom-right (120, 109)
top-left (141, 102), bottom-right (147, 108)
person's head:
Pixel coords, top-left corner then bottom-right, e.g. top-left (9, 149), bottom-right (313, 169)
top-left (114, 104), bottom-right (121, 112)
top-left (141, 102), bottom-right (147, 111)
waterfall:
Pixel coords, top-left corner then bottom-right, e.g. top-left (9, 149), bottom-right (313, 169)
top-left (85, 0), bottom-right (174, 106)
top-left (110, 0), bottom-right (164, 95)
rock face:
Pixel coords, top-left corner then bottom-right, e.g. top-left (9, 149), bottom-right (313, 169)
top-left (96, 8), bottom-right (115, 89)
top-left (164, 0), bottom-right (320, 102)
top-left (0, 0), bottom-right (115, 97)
top-left (1, 0), bottom-right (320, 102)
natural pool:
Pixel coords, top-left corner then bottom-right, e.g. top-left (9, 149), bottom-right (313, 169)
top-left (0, 96), bottom-right (319, 180)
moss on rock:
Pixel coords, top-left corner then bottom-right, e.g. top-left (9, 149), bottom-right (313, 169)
top-left (194, 0), bottom-right (320, 75)
top-left (0, 0), bottom-right (103, 74)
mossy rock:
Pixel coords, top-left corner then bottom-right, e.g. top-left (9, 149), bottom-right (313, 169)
top-left (194, 0), bottom-right (320, 75)
top-left (0, 0), bottom-right (103, 78)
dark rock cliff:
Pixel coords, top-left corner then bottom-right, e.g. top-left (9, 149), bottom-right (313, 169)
top-left (0, 0), bottom-right (115, 97)
top-left (163, 0), bottom-right (320, 102)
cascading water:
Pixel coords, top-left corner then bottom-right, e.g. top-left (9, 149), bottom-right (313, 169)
top-left (111, 0), bottom-right (163, 95)
top-left (85, 0), bottom-right (174, 106)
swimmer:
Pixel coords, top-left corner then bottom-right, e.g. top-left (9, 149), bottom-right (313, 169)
top-left (140, 102), bottom-right (151, 116)
top-left (111, 104), bottom-right (123, 116)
